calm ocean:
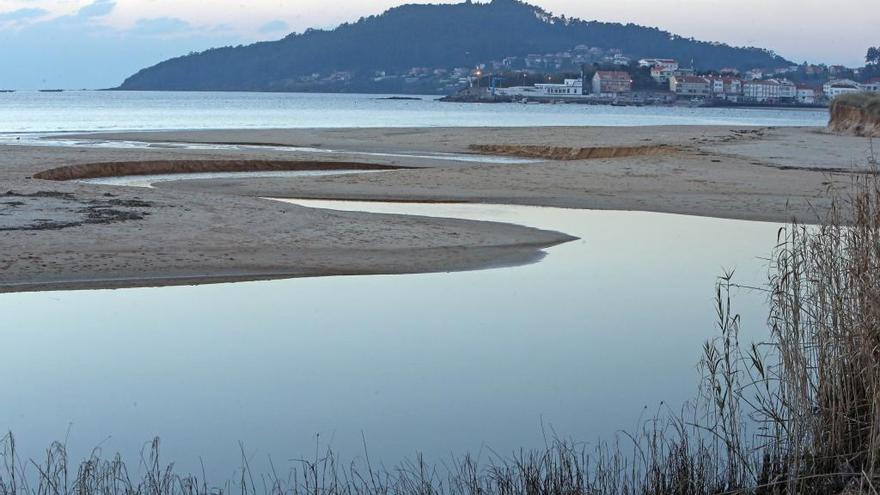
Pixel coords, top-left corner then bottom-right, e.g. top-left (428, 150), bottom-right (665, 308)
top-left (0, 90), bottom-right (827, 132)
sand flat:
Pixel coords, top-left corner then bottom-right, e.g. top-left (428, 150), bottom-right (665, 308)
top-left (0, 125), bottom-right (870, 292)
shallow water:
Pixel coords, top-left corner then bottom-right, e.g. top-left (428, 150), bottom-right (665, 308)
top-left (0, 198), bottom-right (780, 481)
top-left (4, 134), bottom-right (540, 165)
top-left (81, 170), bottom-right (384, 188)
top-left (0, 90), bottom-right (826, 133)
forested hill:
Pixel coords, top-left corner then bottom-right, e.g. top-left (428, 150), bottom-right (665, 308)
top-left (117, 0), bottom-right (790, 92)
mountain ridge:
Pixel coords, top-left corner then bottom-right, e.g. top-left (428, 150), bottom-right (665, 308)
top-left (118, 0), bottom-right (791, 93)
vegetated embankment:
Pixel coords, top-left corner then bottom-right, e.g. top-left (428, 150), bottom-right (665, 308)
top-left (828, 92), bottom-right (880, 137)
top-left (33, 160), bottom-right (403, 181)
top-left (468, 144), bottom-right (677, 160)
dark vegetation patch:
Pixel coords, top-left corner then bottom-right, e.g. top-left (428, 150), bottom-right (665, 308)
top-left (0, 191), bottom-right (154, 232)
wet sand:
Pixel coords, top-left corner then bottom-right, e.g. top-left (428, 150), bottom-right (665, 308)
top-left (0, 125), bottom-right (871, 292)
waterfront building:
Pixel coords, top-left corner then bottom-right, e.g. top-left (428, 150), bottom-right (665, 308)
top-left (592, 71), bottom-right (633, 97)
top-left (534, 78), bottom-right (586, 97)
top-left (796, 85), bottom-right (820, 105)
top-left (742, 79), bottom-right (780, 102)
top-left (669, 75), bottom-right (710, 97)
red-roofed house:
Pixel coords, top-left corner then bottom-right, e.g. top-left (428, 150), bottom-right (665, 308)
top-left (669, 75), bottom-right (710, 97)
top-left (591, 71), bottom-right (633, 96)
top-left (650, 65), bottom-right (676, 83)
top-left (706, 76), bottom-right (743, 101)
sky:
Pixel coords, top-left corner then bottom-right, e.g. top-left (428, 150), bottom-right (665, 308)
top-left (0, 0), bottom-right (877, 89)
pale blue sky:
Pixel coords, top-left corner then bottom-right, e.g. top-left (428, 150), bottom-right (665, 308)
top-left (1, 0), bottom-right (877, 89)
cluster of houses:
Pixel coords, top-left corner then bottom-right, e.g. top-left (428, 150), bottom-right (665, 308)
top-left (494, 57), bottom-right (880, 104)
top-left (824, 78), bottom-right (880, 97)
top-left (669, 76), bottom-right (819, 104)
top-left (668, 75), bottom-right (880, 104)
top-left (501, 45), bottom-right (631, 72)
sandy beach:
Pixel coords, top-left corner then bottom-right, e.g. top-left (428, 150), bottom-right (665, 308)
top-left (1, 125), bottom-right (872, 292)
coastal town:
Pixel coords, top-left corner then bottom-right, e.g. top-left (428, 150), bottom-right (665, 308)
top-left (446, 54), bottom-right (880, 106)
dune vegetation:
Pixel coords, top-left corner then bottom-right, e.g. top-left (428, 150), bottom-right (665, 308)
top-left (830, 93), bottom-right (880, 137)
top-left (834, 92), bottom-right (880, 118)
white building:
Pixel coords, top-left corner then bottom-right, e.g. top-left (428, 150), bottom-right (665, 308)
top-left (862, 78), bottom-right (880, 92)
top-left (796, 85), bottom-right (820, 105)
top-left (498, 78), bottom-right (587, 98)
top-left (639, 58), bottom-right (679, 71)
top-left (612, 54), bottom-right (631, 66)
top-left (742, 80), bottom-right (780, 102)
top-left (775, 79), bottom-right (797, 100)
top-left (744, 69), bottom-right (764, 80)
top-left (824, 79), bottom-right (862, 98)
top-left (534, 78), bottom-right (585, 97)
top-left (707, 77), bottom-right (724, 95)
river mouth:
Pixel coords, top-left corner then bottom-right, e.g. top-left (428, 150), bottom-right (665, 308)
top-left (0, 183), bottom-right (781, 480)
top-left (0, 159), bottom-right (789, 490)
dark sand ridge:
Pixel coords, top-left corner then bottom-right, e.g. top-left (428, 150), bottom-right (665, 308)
top-left (0, 125), bottom-right (873, 292)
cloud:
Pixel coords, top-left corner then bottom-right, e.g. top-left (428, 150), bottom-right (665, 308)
top-left (77, 0), bottom-right (115, 18)
top-left (0, 7), bottom-right (48, 23)
top-left (129, 17), bottom-right (191, 36)
top-left (259, 19), bottom-right (289, 34)
top-left (0, 6), bottom-right (244, 89)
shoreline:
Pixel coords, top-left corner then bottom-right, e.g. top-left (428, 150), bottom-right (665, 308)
top-left (0, 124), bottom-right (871, 293)
top-left (0, 240), bottom-right (559, 294)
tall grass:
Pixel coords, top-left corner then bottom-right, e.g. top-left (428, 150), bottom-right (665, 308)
top-left (2, 174), bottom-right (880, 495)
top-left (758, 172), bottom-right (880, 493)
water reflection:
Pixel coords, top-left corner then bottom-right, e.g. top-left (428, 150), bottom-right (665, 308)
top-left (0, 201), bottom-right (780, 481)
top-left (81, 170), bottom-right (382, 188)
